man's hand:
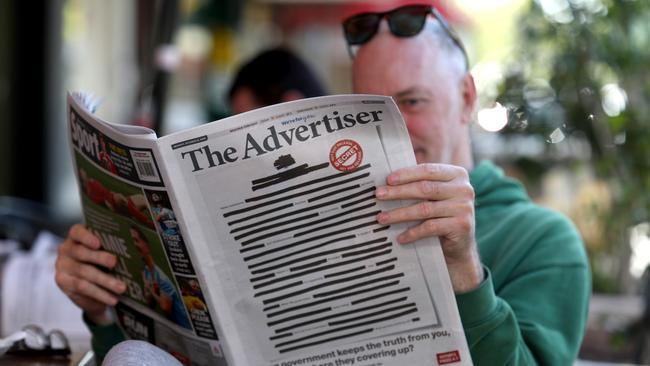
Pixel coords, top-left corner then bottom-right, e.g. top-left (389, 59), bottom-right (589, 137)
top-left (55, 224), bottom-right (126, 325)
top-left (375, 164), bottom-right (484, 292)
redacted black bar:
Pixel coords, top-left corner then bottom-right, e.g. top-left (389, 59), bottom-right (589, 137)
top-left (267, 307), bottom-right (332, 327)
top-left (252, 162), bottom-right (330, 191)
top-left (375, 257), bottom-right (398, 267)
top-left (277, 329), bottom-right (373, 354)
top-left (323, 266), bottom-right (365, 278)
top-left (254, 249), bottom-right (391, 289)
top-left (351, 287), bottom-right (410, 305)
top-left (239, 204), bottom-right (377, 245)
top-left (274, 297), bottom-right (408, 333)
top-left (227, 203), bottom-right (293, 226)
top-left (262, 265), bottom-right (396, 305)
top-left (313, 273), bottom-right (404, 298)
top-left (265, 280), bottom-right (401, 318)
top-left (291, 210), bottom-right (380, 239)
top-left (341, 194), bottom-right (376, 209)
top-left (243, 220), bottom-right (379, 261)
top-left (250, 273), bottom-right (275, 283)
top-left (223, 172), bottom-right (371, 218)
top-left (341, 243), bottom-right (392, 258)
top-left (254, 280), bottom-right (303, 298)
top-left (289, 258), bottom-right (327, 272)
top-left (234, 212), bottom-right (319, 241)
top-left (307, 184), bottom-right (361, 203)
top-left (247, 164), bottom-right (371, 203)
top-left (239, 244), bottom-right (264, 254)
top-left (328, 304), bottom-right (417, 327)
top-left (251, 237), bottom-right (387, 274)
top-left (227, 186), bottom-right (374, 227)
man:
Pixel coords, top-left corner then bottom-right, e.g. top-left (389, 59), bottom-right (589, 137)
top-left (342, 3), bottom-right (590, 365)
top-left (57, 6), bottom-right (590, 363)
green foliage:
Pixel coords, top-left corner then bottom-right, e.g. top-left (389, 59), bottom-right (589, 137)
top-left (497, 0), bottom-right (650, 292)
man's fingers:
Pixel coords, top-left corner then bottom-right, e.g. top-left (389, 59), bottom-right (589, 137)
top-left (387, 164), bottom-right (466, 185)
top-left (377, 200), bottom-right (471, 224)
top-left (68, 224), bottom-right (101, 249)
top-left (57, 271), bottom-right (120, 306)
top-left (376, 180), bottom-right (468, 201)
top-left (76, 263), bottom-right (126, 294)
top-left (58, 241), bottom-right (117, 269)
top-left (56, 256), bottom-right (124, 294)
top-left (396, 217), bottom-right (461, 244)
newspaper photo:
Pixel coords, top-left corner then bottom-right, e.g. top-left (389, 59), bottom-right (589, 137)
top-left (68, 93), bottom-right (471, 366)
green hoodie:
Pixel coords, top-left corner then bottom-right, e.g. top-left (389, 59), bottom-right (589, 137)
top-left (458, 161), bottom-right (591, 365)
top-left (87, 161), bottom-right (591, 365)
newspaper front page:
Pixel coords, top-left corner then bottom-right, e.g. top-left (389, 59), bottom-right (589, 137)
top-left (69, 93), bottom-right (470, 365)
top-left (156, 95), bottom-right (471, 366)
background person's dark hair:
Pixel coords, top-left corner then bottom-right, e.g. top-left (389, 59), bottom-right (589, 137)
top-left (227, 47), bottom-right (326, 108)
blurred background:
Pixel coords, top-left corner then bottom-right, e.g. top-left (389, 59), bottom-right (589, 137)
top-left (0, 0), bottom-right (649, 363)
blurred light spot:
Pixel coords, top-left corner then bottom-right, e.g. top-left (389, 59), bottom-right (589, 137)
top-left (523, 79), bottom-right (556, 109)
top-left (516, 119), bottom-right (529, 131)
top-left (580, 87), bottom-right (594, 96)
top-left (546, 127), bottom-right (566, 143)
top-left (175, 25), bottom-right (213, 60)
top-left (614, 132), bottom-right (626, 145)
top-left (510, 111), bottom-right (529, 131)
top-left (156, 45), bottom-right (180, 72)
top-left (630, 17), bottom-right (649, 50)
top-left (569, 0), bottom-right (607, 15)
top-left (472, 61), bottom-right (504, 101)
top-left (630, 223), bottom-right (650, 278)
top-left (457, 0), bottom-right (515, 9)
top-left (601, 83), bottom-right (627, 117)
top-left (537, 0), bottom-right (574, 23)
top-left (478, 102), bottom-right (509, 132)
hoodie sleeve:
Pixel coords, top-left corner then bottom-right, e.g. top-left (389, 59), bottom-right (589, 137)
top-left (455, 211), bottom-right (591, 365)
top-left (83, 314), bottom-right (126, 364)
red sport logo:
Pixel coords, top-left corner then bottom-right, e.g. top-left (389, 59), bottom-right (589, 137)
top-left (329, 139), bottom-right (363, 172)
top-left (436, 350), bottom-right (461, 365)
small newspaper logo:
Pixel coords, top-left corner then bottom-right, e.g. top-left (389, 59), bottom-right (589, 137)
top-left (436, 350), bottom-right (461, 365)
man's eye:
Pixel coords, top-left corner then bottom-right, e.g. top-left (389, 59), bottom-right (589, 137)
top-left (399, 98), bottom-right (426, 109)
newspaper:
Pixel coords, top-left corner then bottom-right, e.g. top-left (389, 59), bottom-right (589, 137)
top-left (67, 92), bottom-right (471, 366)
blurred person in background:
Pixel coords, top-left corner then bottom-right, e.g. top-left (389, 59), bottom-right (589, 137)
top-left (227, 47), bottom-right (327, 115)
top-left (55, 46), bottom-right (327, 363)
top-left (343, 3), bottom-right (590, 365)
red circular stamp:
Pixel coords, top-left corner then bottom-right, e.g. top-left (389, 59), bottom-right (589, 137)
top-left (329, 139), bottom-right (363, 172)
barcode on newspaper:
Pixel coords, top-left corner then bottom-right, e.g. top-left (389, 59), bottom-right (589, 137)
top-left (130, 150), bottom-right (160, 183)
top-left (137, 160), bottom-right (155, 176)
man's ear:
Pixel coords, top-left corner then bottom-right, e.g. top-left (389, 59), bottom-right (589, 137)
top-left (460, 73), bottom-right (477, 125)
top-left (281, 90), bottom-right (305, 103)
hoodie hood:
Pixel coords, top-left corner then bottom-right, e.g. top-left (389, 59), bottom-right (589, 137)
top-left (470, 161), bottom-right (529, 208)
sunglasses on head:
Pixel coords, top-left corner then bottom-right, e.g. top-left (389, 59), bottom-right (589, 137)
top-left (342, 4), bottom-right (468, 67)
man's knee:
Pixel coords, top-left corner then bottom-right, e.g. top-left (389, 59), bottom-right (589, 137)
top-left (102, 340), bottom-right (182, 366)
